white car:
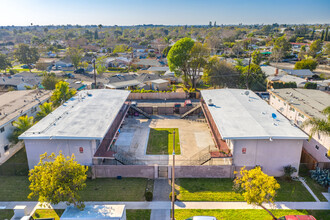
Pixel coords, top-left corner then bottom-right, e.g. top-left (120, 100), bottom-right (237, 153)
top-left (186, 216), bottom-right (217, 220)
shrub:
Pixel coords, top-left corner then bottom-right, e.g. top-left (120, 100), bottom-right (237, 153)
top-left (283, 165), bottom-right (297, 181)
top-left (310, 167), bottom-right (330, 187)
top-left (169, 192), bottom-right (177, 201)
top-left (294, 59), bottom-right (318, 71)
top-left (304, 82), bottom-right (317, 89)
top-left (145, 191), bottom-right (153, 201)
top-left (9, 69), bottom-right (18, 75)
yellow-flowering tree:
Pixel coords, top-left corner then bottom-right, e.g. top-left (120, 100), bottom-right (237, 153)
top-left (28, 152), bottom-right (88, 209)
top-left (51, 81), bottom-right (76, 107)
top-left (233, 166), bottom-right (280, 219)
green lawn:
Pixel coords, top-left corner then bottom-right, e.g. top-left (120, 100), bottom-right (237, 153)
top-left (81, 178), bottom-right (149, 201)
top-left (0, 210), bottom-right (14, 220)
top-left (127, 210), bottom-right (151, 220)
top-left (176, 178), bottom-right (315, 202)
top-left (174, 209), bottom-right (330, 220)
top-left (0, 176), bottom-right (150, 201)
top-left (0, 146), bottom-right (29, 176)
top-left (299, 165), bottom-right (328, 202)
top-left (147, 128), bottom-right (180, 155)
top-left (32, 209), bottom-right (64, 220)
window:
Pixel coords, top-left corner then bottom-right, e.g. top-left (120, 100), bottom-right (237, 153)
top-left (4, 145), bottom-right (9, 152)
top-left (0, 127), bottom-right (4, 133)
top-left (315, 145), bottom-right (319, 150)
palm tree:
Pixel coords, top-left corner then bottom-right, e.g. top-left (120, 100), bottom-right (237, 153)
top-left (302, 106), bottom-right (330, 140)
top-left (35, 102), bottom-right (53, 121)
top-left (10, 115), bottom-right (34, 143)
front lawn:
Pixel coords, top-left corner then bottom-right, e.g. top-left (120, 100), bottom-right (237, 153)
top-left (127, 210), bottom-right (151, 220)
top-left (0, 210), bottom-right (14, 220)
top-left (0, 146), bottom-right (29, 176)
top-left (32, 209), bottom-right (64, 220)
top-left (147, 128), bottom-right (180, 155)
top-left (176, 178), bottom-right (315, 202)
top-left (0, 176), bottom-right (150, 201)
top-left (174, 209), bottom-right (330, 220)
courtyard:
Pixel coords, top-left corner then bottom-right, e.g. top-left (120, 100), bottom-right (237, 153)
top-left (114, 115), bottom-right (217, 165)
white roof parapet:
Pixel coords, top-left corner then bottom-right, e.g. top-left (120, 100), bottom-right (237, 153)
top-left (19, 89), bottom-right (130, 140)
top-left (201, 89), bottom-right (308, 140)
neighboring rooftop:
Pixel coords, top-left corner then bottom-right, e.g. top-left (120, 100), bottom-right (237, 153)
top-left (19, 89), bottom-right (130, 140)
top-left (0, 90), bottom-right (52, 126)
top-left (271, 88), bottom-right (330, 120)
top-left (267, 74), bottom-right (307, 87)
top-left (201, 89), bottom-right (308, 140)
top-left (147, 66), bottom-right (169, 72)
top-left (261, 66), bottom-right (286, 76)
top-left (133, 59), bottom-right (162, 67)
top-left (282, 69), bottom-right (314, 78)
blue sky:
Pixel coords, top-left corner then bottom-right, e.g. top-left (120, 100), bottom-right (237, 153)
top-left (0, 0), bottom-right (329, 26)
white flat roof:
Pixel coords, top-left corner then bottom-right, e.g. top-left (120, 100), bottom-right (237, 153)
top-left (61, 205), bottom-right (125, 219)
top-left (0, 90), bottom-right (52, 126)
top-left (19, 89), bottom-right (130, 140)
top-left (201, 89), bottom-right (308, 140)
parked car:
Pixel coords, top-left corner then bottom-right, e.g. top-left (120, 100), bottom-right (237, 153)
top-left (278, 215), bottom-right (316, 220)
top-left (184, 99), bottom-right (192, 107)
top-left (74, 68), bottom-right (85, 74)
top-left (185, 216), bottom-right (217, 220)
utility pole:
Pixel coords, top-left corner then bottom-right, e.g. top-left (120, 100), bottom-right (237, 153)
top-left (171, 129), bottom-right (175, 220)
top-left (92, 58), bottom-right (96, 89)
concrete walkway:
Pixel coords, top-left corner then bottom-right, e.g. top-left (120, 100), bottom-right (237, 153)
top-left (0, 201), bottom-right (329, 211)
top-left (150, 179), bottom-right (171, 220)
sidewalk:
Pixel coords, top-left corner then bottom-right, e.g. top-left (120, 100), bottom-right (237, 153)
top-left (0, 201), bottom-right (329, 211)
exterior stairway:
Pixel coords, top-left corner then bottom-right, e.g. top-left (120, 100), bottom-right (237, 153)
top-left (180, 103), bottom-right (201, 118)
top-left (130, 105), bottom-right (151, 119)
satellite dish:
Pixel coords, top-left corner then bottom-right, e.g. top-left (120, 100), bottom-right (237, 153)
top-left (272, 113), bottom-right (277, 119)
top-left (244, 91), bottom-right (249, 96)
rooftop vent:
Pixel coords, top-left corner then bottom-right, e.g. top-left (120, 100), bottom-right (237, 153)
top-left (208, 99), bottom-right (213, 106)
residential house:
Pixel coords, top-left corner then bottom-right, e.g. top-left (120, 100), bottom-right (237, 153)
top-left (282, 69), bottom-right (314, 78)
top-left (201, 89), bottom-right (308, 176)
top-left (133, 59), bottom-right (162, 68)
top-left (268, 88), bottom-right (330, 169)
top-left (0, 90), bottom-right (52, 163)
top-left (19, 90), bottom-right (130, 169)
top-left (0, 73), bottom-right (42, 90)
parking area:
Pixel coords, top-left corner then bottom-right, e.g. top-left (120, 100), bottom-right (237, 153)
top-left (115, 115), bottom-right (216, 165)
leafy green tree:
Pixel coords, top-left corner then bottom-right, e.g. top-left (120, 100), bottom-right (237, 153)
top-left (51, 81), bottom-right (77, 107)
top-left (303, 106), bottom-right (330, 140)
top-left (324, 27), bottom-right (328, 41)
top-left (28, 152), bottom-right (88, 209)
top-left (0, 53), bottom-right (12, 73)
top-left (298, 45), bottom-right (307, 61)
top-left (10, 115), bottom-right (34, 143)
top-left (66, 47), bottom-right (83, 70)
top-left (42, 72), bottom-right (59, 90)
top-left (294, 59), bottom-right (318, 71)
top-left (113, 44), bottom-right (131, 53)
top-left (96, 56), bottom-right (107, 76)
top-left (271, 36), bottom-right (291, 66)
top-left (308, 39), bottom-right (322, 58)
top-left (168, 38), bottom-right (209, 89)
top-left (304, 82), bottom-right (317, 90)
top-left (14, 44), bottom-right (39, 72)
top-left (203, 56), bottom-right (239, 88)
top-left (162, 46), bottom-right (172, 57)
top-left (251, 50), bottom-right (262, 65)
top-left (239, 64), bottom-right (267, 91)
top-left (324, 43), bottom-right (330, 56)
top-left (35, 102), bottom-right (53, 121)
top-left (234, 166), bottom-right (280, 219)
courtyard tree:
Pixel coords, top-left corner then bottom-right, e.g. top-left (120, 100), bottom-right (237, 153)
top-left (234, 166), bottom-right (280, 219)
top-left (10, 115), bottom-right (34, 143)
top-left (203, 56), bottom-right (239, 88)
top-left (239, 63), bottom-right (267, 91)
top-left (0, 53), bottom-right (12, 73)
top-left (66, 47), bottom-right (83, 70)
top-left (35, 102), bottom-right (53, 121)
top-left (14, 44), bottom-right (39, 72)
top-left (167, 38), bottom-right (209, 89)
top-left (28, 152), bottom-right (88, 209)
top-left (51, 81), bottom-right (76, 107)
